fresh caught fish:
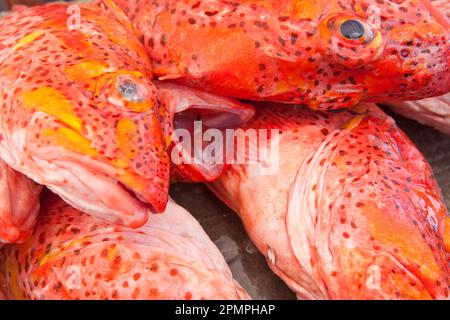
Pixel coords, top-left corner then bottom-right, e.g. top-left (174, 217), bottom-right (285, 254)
top-left (114, 0), bottom-right (450, 110)
top-left (0, 192), bottom-right (250, 300)
top-left (385, 94), bottom-right (450, 135)
top-left (0, 2), bottom-right (170, 228)
top-left (0, 159), bottom-right (41, 244)
top-left (207, 102), bottom-right (450, 299)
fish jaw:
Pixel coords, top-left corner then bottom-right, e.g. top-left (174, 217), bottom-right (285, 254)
top-left (0, 193), bottom-right (250, 300)
top-left (156, 81), bottom-right (255, 182)
top-left (0, 3), bottom-right (171, 225)
top-left (117, 0), bottom-right (449, 110)
top-left (0, 125), bottom-right (166, 228)
top-left (208, 103), bottom-right (449, 299)
top-left (0, 160), bottom-right (42, 244)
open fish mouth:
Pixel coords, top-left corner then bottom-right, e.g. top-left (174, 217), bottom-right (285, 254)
top-left (156, 81), bottom-right (255, 182)
top-left (33, 148), bottom-right (168, 229)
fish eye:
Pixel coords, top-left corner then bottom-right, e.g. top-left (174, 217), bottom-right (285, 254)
top-left (101, 73), bottom-right (157, 112)
top-left (340, 20), bottom-right (366, 40)
top-left (115, 77), bottom-right (146, 102)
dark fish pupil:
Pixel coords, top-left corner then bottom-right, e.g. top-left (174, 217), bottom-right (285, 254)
top-left (117, 80), bottom-right (139, 101)
top-left (340, 20), bottom-right (365, 40)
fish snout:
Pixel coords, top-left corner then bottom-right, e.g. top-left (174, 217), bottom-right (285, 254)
top-left (92, 72), bottom-right (172, 213)
top-left (105, 112), bottom-right (171, 214)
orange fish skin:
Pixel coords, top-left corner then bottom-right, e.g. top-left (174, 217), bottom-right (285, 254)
top-left (208, 103), bottom-right (450, 299)
top-left (0, 2), bottom-right (171, 228)
top-left (115, 0), bottom-right (449, 111)
top-left (0, 159), bottom-right (42, 244)
top-left (0, 193), bottom-right (250, 300)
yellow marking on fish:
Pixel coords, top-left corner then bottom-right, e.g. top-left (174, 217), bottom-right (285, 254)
top-left (117, 170), bottom-right (147, 194)
top-left (362, 202), bottom-right (443, 281)
top-left (127, 100), bottom-right (154, 113)
top-left (342, 105), bottom-right (369, 130)
top-left (107, 245), bottom-right (117, 262)
top-left (38, 237), bottom-right (88, 268)
top-left (65, 61), bottom-right (110, 83)
top-left (342, 115), bottom-right (365, 130)
top-left (13, 31), bottom-right (45, 51)
top-left (42, 127), bottom-right (98, 157)
top-left (115, 119), bottom-right (138, 169)
top-left (336, 246), bottom-right (432, 299)
top-left (21, 87), bottom-right (83, 133)
top-left (114, 117), bottom-right (148, 199)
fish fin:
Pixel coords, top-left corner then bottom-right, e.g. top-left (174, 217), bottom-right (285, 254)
top-left (154, 48), bottom-right (187, 80)
top-left (156, 70), bottom-right (183, 81)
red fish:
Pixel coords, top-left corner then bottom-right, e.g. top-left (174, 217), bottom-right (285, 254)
top-left (0, 2), bottom-right (170, 228)
top-left (386, 93), bottom-right (450, 135)
top-left (114, 0), bottom-right (449, 110)
top-left (0, 192), bottom-right (250, 300)
top-left (0, 159), bottom-right (41, 244)
top-left (384, 0), bottom-right (449, 134)
top-left (206, 103), bottom-right (450, 299)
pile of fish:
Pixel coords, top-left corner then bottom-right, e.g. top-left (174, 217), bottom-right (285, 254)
top-left (0, 0), bottom-right (448, 300)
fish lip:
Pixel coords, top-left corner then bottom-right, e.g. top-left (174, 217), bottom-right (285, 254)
top-left (37, 149), bottom-right (167, 227)
top-left (67, 155), bottom-right (167, 211)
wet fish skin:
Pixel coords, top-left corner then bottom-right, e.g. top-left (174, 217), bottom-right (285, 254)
top-left (208, 102), bottom-right (450, 299)
top-left (0, 2), bottom-right (171, 228)
top-left (0, 193), bottom-right (250, 300)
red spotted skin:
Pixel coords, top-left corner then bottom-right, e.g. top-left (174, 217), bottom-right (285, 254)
top-left (0, 193), bottom-right (250, 300)
top-left (115, 0), bottom-right (449, 110)
top-left (0, 2), bottom-right (171, 227)
top-left (208, 103), bottom-right (450, 299)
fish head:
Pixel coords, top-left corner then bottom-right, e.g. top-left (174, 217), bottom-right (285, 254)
top-left (287, 104), bottom-right (450, 299)
top-left (0, 193), bottom-right (250, 300)
top-left (0, 3), bottom-right (170, 227)
top-left (113, 0), bottom-right (448, 109)
top-left (313, 0), bottom-right (449, 107)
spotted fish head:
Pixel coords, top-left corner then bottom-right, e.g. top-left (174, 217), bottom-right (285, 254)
top-left (314, 0), bottom-right (449, 107)
top-left (114, 0), bottom-right (449, 110)
top-left (0, 3), bottom-right (170, 227)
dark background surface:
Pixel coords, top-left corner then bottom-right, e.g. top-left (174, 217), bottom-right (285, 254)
top-left (171, 108), bottom-right (450, 300)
